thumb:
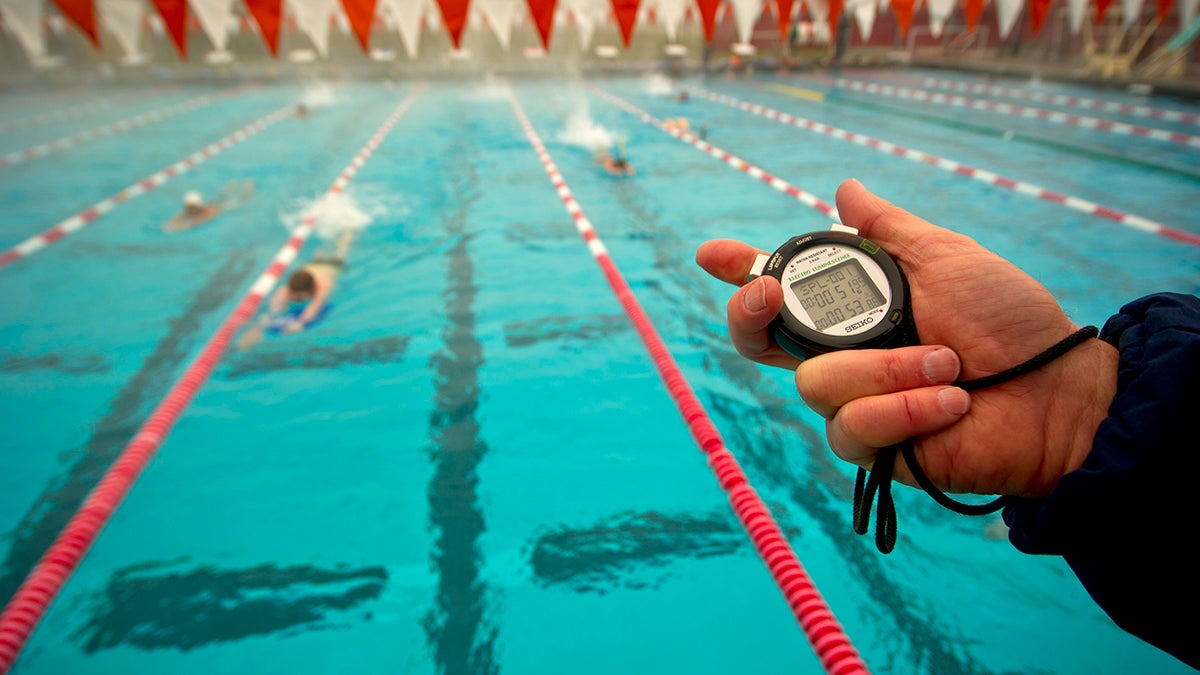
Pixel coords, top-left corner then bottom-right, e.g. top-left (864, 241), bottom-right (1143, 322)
top-left (835, 179), bottom-right (951, 265)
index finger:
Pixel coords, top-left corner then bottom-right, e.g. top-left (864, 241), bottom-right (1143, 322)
top-left (695, 239), bottom-right (766, 286)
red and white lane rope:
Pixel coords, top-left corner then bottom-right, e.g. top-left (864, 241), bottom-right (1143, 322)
top-left (0, 88), bottom-right (245, 169)
top-left (0, 106), bottom-right (294, 270)
top-left (0, 84), bottom-right (424, 675)
top-left (505, 86), bottom-right (870, 675)
top-left (911, 74), bottom-right (1200, 127)
top-left (583, 82), bottom-right (839, 220)
top-left (0, 98), bottom-right (118, 133)
top-left (689, 86), bottom-right (1200, 248)
top-left (844, 70), bottom-right (1200, 127)
top-left (829, 77), bottom-right (1200, 149)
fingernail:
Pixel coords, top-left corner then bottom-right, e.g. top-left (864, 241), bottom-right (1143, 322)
top-left (922, 348), bottom-right (959, 383)
top-left (743, 277), bottom-right (767, 313)
top-left (937, 387), bottom-right (970, 416)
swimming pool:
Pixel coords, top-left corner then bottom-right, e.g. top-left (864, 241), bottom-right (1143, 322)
top-left (1, 69), bottom-right (1197, 674)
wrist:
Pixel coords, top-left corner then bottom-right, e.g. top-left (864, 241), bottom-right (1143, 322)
top-left (1038, 336), bottom-right (1118, 494)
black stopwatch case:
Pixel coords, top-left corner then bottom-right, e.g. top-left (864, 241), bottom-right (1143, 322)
top-left (755, 231), bottom-right (916, 359)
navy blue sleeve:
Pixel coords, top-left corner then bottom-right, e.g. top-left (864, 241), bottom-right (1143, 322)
top-left (1003, 292), bottom-right (1200, 670)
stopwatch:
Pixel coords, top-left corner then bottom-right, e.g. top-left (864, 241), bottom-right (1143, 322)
top-left (747, 224), bottom-right (916, 359)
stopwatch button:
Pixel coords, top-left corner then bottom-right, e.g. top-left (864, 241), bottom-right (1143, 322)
top-left (889, 309), bottom-right (904, 324)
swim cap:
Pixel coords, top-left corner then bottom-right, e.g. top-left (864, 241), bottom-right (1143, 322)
top-left (183, 191), bottom-right (203, 206)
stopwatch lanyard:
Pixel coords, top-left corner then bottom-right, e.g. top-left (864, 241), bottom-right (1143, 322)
top-left (851, 325), bottom-right (1100, 554)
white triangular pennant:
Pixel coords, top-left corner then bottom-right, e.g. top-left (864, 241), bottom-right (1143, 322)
top-left (477, 0), bottom-right (519, 49)
top-left (289, 0), bottom-right (337, 55)
top-left (925, 0), bottom-right (953, 36)
top-left (729, 0), bottom-right (762, 43)
top-left (654, 0), bottom-right (687, 39)
top-left (849, 0), bottom-right (876, 39)
top-left (380, 0), bottom-right (425, 58)
top-left (97, 0), bottom-right (145, 59)
top-left (0, 0), bottom-right (46, 60)
top-left (995, 0), bottom-right (1024, 38)
top-left (188, 0), bottom-right (235, 50)
top-left (1066, 0), bottom-right (1086, 32)
top-left (1121, 0), bottom-right (1145, 25)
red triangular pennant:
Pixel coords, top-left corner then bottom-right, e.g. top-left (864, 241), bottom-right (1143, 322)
top-left (1156, 0), bottom-right (1174, 22)
top-left (50, 0), bottom-right (100, 48)
top-left (149, 0), bottom-right (188, 58)
top-left (1029, 0), bottom-right (1053, 34)
top-left (526, 0), bottom-right (557, 49)
top-left (243, 0), bottom-right (283, 55)
top-left (825, 0), bottom-right (842, 42)
top-left (610, 0), bottom-right (640, 47)
top-left (774, 0), bottom-right (795, 41)
top-left (340, 0), bottom-right (378, 52)
top-left (435, 0), bottom-right (469, 48)
top-left (964, 0), bottom-right (984, 31)
top-left (694, 0), bottom-right (721, 42)
top-left (1093, 0), bottom-right (1114, 23)
top-left (889, 0), bottom-right (914, 37)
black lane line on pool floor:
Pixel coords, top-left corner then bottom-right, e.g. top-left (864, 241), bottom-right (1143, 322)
top-left (424, 124), bottom-right (497, 675)
top-left (71, 559), bottom-right (387, 652)
top-left (594, 169), bottom-right (987, 675)
top-left (0, 249), bottom-right (259, 604)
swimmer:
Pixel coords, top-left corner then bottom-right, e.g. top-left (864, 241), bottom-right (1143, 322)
top-left (595, 140), bottom-right (635, 177)
top-left (674, 90), bottom-right (690, 102)
top-left (296, 103), bottom-right (309, 117)
top-left (595, 149), bottom-right (635, 177)
top-left (663, 117), bottom-right (691, 133)
top-left (163, 180), bottom-right (253, 232)
top-left (237, 228), bottom-right (355, 349)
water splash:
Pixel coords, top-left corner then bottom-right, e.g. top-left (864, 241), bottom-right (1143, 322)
top-left (555, 105), bottom-right (616, 153)
top-left (300, 81), bottom-right (336, 108)
top-left (642, 72), bottom-right (674, 96)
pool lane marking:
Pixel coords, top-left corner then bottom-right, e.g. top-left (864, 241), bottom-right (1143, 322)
top-left (582, 82), bottom-right (840, 220)
top-left (891, 72), bottom-right (1200, 127)
top-left (762, 83), bottom-right (826, 102)
top-left (505, 85), bottom-right (871, 675)
top-left (688, 86), bottom-right (1200, 248)
top-left (0, 106), bottom-right (297, 270)
top-left (0, 98), bottom-right (119, 133)
top-left (0, 87), bottom-right (247, 169)
top-left (0, 84), bottom-right (425, 674)
top-left (828, 77), bottom-right (1200, 149)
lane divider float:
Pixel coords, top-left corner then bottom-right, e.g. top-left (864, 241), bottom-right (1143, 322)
top-left (506, 85), bottom-right (870, 675)
top-left (689, 85), bottom-right (1200, 248)
top-left (0, 97), bottom-right (117, 133)
top-left (828, 77), bottom-right (1200, 149)
top-left (909, 73), bottom-right (1200, 127)
top-left (0, 105), bottom-right (294, 269)
top-left (0, 87), bottom-right (247, 169)
top-left (839, 69), bottom-right (1200, 127)
top-left (0, 84), bottom-right (425, 675)
top-left (583, 81), bottom-right (839, 220)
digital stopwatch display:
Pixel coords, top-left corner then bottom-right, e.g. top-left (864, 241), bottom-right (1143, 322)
top-left (790, 258), bottom-right (887, 332)
top-left (749, 227), bottom-right (913, 359)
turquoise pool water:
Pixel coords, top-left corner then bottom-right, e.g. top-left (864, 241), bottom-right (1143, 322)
top-left (1, 69), bottom-right (1197, 674)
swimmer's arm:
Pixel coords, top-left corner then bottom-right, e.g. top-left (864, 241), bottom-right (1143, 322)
top-left (293, 283), bottom-right (332, 326)
top-left (267, 285), bottom-right (289, 314)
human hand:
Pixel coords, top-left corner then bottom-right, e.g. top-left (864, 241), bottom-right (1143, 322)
top-left (282, 320), bottom-right (304, 334)
top-left (695, 179), bottom-right (1117, 499)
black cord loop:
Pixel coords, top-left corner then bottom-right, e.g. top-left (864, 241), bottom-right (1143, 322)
top-left (852, 326), bottom-right (1100, 554)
